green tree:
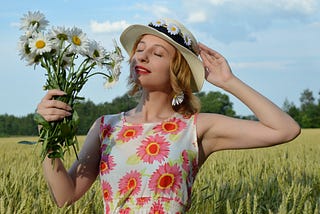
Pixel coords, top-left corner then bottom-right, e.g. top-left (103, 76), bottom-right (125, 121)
top-left (197, 91), bottom-right (235, 116)
top-left (299, 89), bottom-right (320, 128)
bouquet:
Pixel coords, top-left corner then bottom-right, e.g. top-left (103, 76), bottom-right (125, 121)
top-left (18, 11), bottom-right (124, 161)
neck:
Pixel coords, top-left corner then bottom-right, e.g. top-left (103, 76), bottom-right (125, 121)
top-left (128, 90), bottom-right (175, 123)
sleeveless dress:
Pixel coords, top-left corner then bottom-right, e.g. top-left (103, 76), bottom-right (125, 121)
top-left (99, 112), bottom-right (199, 214)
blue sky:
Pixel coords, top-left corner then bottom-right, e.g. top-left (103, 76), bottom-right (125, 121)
top-left (1, 0), bottom-right (319, 116)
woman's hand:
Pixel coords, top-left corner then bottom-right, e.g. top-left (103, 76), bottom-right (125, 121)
top-left (199, 43), bottom-right (234, 89)
top-left (36, 89), bottom-right (72, 122)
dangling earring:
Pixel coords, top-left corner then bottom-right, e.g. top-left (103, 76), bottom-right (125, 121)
top-left (172, 92), bottom-right (184, 106)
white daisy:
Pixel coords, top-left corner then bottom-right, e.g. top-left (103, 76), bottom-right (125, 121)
top-left (20, 11), bottom-right (49, 32)
top-left (28, 32), bottom-right (53, 55)
top-left (18, 35), bottom-right (38, 65)
top-left (104, 75), bottom-right (118, 89)
top-left (48, 26), bottom-right (70, 52)
top-left (68, 27), bottom-right (89, 55)
top-left (87, 40), bottom-right (106, 67)
top-left (152, 19), bottom-right (165, 27)
top-left (183, 34), bottom-right (192, 47)
top-left (167, 23), bottom-right (180, 35)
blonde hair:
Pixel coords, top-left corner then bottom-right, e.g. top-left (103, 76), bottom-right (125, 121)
top-left (127, 36), bottom-right (201, 116)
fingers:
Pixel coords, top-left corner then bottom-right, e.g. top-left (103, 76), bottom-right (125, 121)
top-left (198, 42), bottom-right (223, 59)
top-left (41, 89), bottom-right (66, 101)
top-left (37, 89), bottom-right (72, 122)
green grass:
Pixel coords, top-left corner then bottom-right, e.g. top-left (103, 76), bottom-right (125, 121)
top-left (0, 130), bottom-right (319, 213)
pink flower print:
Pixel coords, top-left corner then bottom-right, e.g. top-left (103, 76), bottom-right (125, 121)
top-left (149, 200), bottom-right (165, 214)
top-left (181, 150), bottom-right (190, 173)
top-left (101, 123), bottom-right (114, 140)
top-left (153, 117), bottom-right (186, 135)
top-left (137, 134), bottom-right (170, 164)
top-left (149, 163), bottom-right (182, 194)
top-left (136, 197), bottom-right (151, 206)
top-left (101, 181), bottom-right (113, 202)
top-left (105, 205), bottom-right (110, 214)
top-left (100, 154), bottom-right (116, 175)
top-left (117, 124), bottom-right (143, 143)
top-left (119, 207), bottom-right (131, 214)
top-left (192, 158), bottom-right (199, 178)
top-left (118, 170), bottom-right (142, 196)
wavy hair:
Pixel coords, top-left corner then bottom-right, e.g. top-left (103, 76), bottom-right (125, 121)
top-left (127, 35), bottom-right (201, 116)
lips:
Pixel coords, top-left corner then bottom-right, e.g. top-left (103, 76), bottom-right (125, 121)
top-left (135, 65), bottom-right (151, 75)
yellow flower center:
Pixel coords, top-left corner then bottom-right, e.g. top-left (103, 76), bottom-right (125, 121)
top-left (72, 36), bottom-right (81, 46)
top-left (35, 40), bottom-right (46, 49)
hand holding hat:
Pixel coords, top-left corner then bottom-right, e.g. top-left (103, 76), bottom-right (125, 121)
top-left (199, 43), bottom-right (234, 90)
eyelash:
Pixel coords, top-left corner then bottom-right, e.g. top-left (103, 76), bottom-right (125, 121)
top-left (135, 49), bottom-right (163, 57)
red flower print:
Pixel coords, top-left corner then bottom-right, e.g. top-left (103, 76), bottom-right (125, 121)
top-left (153, 117), bottom-right (186, 135)
top-left (137, 134), bottom-right (170, 164)
top-left (149, 200), bottom-right (165, 214)
top-left (136, 197), bottom-right (151, 206)
top-left (100, 154), bottom-right (116, 175)
top-left (101, 181), bottom-right (113, 202)
top-left (149, 163), bottom-right (182, 194)
top-left (117, 124), bottom-right (143, 143)
top-left (101, 123), bottom-right (114, 140)
top-left (118, 170), bottom-right (142, 196)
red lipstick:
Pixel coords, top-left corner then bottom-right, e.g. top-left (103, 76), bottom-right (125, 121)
top-left (135, 65), bottom-right (151, 75)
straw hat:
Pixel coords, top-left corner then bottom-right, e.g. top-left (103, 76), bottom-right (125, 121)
top-left (120, 18), bottom-right (204, 92)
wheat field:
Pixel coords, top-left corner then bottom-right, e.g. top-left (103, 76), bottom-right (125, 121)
top-left (0, 129), bottom-right (319, 214)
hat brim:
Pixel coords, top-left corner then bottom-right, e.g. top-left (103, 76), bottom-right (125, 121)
top-left (120, 24), bottom-right (204, 92)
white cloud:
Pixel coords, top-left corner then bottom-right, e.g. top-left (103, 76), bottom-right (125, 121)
top-left (182, 0), bottom-right (319, 43)
top-left (134, 3), bottom-right (172, 18)
top-left (231, 60), bottom-right (292, 71)
top-left (187, 11), bottom-right (207, 23)
top-left (90, 20), bottom-right (129, 33)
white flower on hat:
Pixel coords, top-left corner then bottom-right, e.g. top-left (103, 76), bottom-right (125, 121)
top-left (167, 23), bottom-right (180, 35)
top-left (152, 19), bottom-right (165, 27)
top-left (183, 34), bottom-right (192, 47)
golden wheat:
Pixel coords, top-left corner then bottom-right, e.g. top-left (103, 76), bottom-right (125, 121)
top-left (0, 130), bottom-right (319, 214)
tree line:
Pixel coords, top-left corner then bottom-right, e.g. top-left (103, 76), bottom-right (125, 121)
top-left (0, 89), bottom-right (319, 137)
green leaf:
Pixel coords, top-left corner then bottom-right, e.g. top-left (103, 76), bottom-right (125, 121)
top-left (126, 154), bottom-right (141, 165)
top-left (34, 113), bottom-right (50, 129)
top-left (72, 110), bottom-right (80, 125)
top-left (60, 123), bottom-right (72, 138)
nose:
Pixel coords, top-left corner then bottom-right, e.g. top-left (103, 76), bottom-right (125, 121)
top-left (136, 50), bottom-right (149, 63)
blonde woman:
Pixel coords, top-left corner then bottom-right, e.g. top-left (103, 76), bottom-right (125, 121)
top-left (37, 18), bottom-right (300, 213)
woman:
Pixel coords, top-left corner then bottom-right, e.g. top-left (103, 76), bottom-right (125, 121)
top-left (37, 18), bottom-right (300, 213)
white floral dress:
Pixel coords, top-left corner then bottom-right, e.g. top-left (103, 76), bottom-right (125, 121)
top-left (99, 112), bottom-right (199, 213)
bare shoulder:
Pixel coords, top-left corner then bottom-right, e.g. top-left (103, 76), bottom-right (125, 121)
top-left (196, 113), bottom-right (221, 138)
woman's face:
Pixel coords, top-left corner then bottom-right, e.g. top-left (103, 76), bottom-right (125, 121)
top-left (130, 34), bottom-right (176, 92)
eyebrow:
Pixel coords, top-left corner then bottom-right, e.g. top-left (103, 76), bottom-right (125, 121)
top-left (138, 40), bottom-right (171, 55)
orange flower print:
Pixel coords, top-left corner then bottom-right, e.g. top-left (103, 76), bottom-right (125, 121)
top-left (117, 125), bottom-right (143, 143)
top-left (101, 181), bottom-right (113, 202)
top-left (153, 117), bottom-right (186, 135)
top-left (149, 163), bottom-right (182, 194)
top-left (137, 134), bottom-right (170, 164)
top-left (118, 170), bottom-right (142, 196)
top-left (100, 154), bottom-right (116, 175)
